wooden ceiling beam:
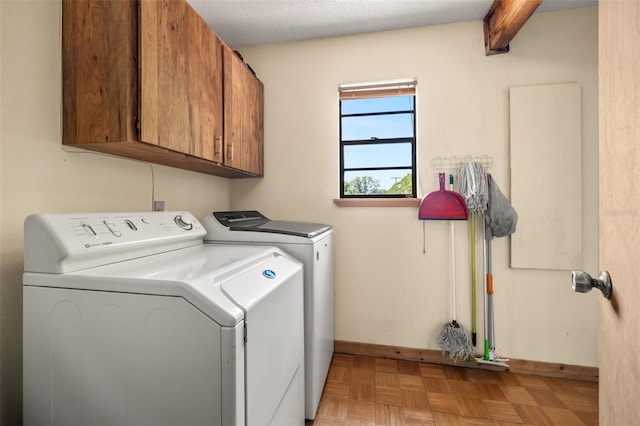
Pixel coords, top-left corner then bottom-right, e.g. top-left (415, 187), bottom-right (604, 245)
top-left (483, 0), bottom-right (542, 55)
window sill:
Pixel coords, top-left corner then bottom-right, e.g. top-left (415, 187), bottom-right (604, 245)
top-left (333, 198), bottom-right (421, 207)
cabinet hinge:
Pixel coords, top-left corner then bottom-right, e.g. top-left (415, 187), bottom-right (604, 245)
top-left (243, 323), bottom-right (247, 343)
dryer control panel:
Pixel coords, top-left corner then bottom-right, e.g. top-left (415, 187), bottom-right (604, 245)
top-left (24, 211), bottom-right (205, 273)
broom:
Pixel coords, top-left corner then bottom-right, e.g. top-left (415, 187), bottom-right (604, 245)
top-left (436, 175), bottom-right (474, 361)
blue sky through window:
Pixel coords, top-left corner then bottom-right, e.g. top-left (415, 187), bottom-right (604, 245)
top-left (341, 96), bottom-right (413, 114)
top-left (341, 114), bottom-right (414, 141)
top-left (344, 143), bottom-right (412, 168)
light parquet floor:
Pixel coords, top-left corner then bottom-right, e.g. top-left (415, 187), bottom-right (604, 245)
top-left (306, 354), bottom-right (598, 426)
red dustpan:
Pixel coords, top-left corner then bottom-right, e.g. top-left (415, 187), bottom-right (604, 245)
top-left (419, 173), bottom-right (469, 220)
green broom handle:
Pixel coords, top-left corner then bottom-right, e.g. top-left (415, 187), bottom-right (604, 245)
top-left (470, 211), bottom-right (477, 347)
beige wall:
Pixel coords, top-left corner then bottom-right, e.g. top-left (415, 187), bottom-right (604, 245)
top-left (234, 6), bottom-right (599, 368)
top-left (0, 1), bottom-right (232, 423)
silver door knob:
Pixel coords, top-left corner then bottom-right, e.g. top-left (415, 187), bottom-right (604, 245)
top-left (571, 270), bottom-right (613, 299)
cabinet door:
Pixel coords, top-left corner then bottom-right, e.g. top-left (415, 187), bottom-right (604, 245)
top-left (62, 0), bottom-right (139, 146)
top-left (223, 46), bottom-right (264, 176)
top-left (140, 0), bottom-right (223, 161)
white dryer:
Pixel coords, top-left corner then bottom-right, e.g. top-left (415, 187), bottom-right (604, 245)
top-left (201, 210), bottom-right (333, 420)
top-left (23, 211), bottom-right (304, 426)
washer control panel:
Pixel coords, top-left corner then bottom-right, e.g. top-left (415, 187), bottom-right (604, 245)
top-left (24, 211), bottom-right (206, 273)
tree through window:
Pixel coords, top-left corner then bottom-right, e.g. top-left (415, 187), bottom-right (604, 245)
top-left (339, 79), bottom-right (417, 198)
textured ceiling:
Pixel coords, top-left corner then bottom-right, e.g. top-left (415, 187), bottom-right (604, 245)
top-left (187, 0), bottom-right (597, 48)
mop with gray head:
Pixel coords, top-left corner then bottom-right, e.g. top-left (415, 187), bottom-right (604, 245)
top-left (436, 320), bottom-right (475, 361)
top-left (458, 162), bottom-right (488, 213)
top-left (435, 173), bottom-right (475, 362)
top-left (457, 162), bottom-right (489, 348)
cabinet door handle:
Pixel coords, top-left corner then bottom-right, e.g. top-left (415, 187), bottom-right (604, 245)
top-left (227, 144), bottom-right (234, 161)
top-left (214, 136), bottom-right (222, 157)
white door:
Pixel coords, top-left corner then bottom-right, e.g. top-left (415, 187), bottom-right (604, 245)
top-left (598, 0), bottom-right (640, 423)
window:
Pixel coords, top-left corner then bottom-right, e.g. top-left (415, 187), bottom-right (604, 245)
top-left (339, 79), bottom-right (417, 199)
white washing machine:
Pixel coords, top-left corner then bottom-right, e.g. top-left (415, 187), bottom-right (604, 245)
top-left (23, 211), bottom-right (304, 426)
top-left (201, 211), bottom-right (333, 420)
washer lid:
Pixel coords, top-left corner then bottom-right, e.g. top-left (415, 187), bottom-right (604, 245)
top-left (213, 210), bottom-right (331, 238)
top-left (24, 244), bottom-right (300, 327)
top-left (244, 220), bottom-right (331, 238)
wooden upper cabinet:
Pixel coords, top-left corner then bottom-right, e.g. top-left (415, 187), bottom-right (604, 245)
top-left (223, 45), bottom-right (264, 176)
top-left (62, 0), bottom-right (261, 178)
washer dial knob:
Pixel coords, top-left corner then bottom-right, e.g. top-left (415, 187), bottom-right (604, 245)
top-left (174, 215), bottom-right (194, 230)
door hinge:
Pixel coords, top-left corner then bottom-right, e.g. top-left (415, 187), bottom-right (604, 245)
top-left (243, 323), bottom-right (247, 343)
